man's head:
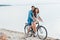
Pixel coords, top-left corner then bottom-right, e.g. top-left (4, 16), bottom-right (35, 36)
top-left (31, 6), bottom-right (35, 11)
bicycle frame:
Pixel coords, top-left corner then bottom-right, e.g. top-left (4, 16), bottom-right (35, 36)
top-left (24, 22), bottom-right (42, 32)
top-left (36, 22), bottom-right (40, 29)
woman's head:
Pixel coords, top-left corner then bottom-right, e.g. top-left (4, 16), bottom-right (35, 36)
top-left (34, 8), bottom-right (39, 14)
top-left (33, 8), bottom-right (39, 17)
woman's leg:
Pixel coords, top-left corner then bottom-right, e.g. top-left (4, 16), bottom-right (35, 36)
top-left (31, 22), bottom-right (37, 33)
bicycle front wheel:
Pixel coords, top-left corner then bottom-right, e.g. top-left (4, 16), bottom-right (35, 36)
top-left (37, 26), bottom-right (47, 40)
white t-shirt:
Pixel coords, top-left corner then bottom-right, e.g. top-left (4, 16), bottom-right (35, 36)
top-left (36, 13), bottom-right (40, 22)
top-left (33, 13), bottom-right (40, 22)
top-left (36, 13), bottom-right (40, 18)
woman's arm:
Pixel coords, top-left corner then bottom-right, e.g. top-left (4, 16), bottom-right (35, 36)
top-left (38, 16), bottom-right (43, 22)
top-left (36, 13), bottom-right (43, 22)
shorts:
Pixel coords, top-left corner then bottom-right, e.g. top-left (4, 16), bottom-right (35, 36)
top-left (28, 20), bottom-right (34, 26)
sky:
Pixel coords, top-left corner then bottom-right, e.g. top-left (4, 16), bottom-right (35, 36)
top-left (0, 0), bottom-right (60, 39)
top-left (0, 0), bottom-right (60, 5)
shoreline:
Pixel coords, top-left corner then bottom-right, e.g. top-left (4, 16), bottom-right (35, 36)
top-left (0, 28), bottom-right (59, 40)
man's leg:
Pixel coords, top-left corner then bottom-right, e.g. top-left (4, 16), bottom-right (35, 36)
top-left (28, 26), bottom-right (31, 33)
top-left (26, 26), bottom-right (30, 38)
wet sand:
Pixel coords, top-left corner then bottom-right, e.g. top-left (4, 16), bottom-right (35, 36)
top-left (0, 29), bottom-right (59, 40)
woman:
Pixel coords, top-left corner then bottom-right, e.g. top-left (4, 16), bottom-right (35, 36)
top-left (31, 8), bottom-right (43, 36)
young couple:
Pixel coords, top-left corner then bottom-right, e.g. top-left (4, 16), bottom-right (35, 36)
top-left (27, 6), bottom-right (43, 37)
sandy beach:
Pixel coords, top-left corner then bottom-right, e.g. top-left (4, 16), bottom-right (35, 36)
top-left (0, 29), bottom-right (59, 40)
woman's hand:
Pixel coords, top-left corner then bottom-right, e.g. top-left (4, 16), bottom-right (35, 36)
top-left (38, 17), bottom-right (43, 22)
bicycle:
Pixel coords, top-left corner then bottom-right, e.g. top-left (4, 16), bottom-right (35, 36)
top-left (24, 22), bottom-right (47, 40)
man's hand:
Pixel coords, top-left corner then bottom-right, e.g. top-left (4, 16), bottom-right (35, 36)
top-left (33, 17), bottom-right (36, 21)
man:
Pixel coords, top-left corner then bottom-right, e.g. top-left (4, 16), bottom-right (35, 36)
top-left (27, 6), bottom-right (35, 37)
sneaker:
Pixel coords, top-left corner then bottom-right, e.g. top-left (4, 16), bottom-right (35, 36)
top-left (33, 34), bottom-right (36, 37)
top-left (33, 32), bottom-right (37, 37)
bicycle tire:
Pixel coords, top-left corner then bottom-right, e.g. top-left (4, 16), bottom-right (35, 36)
top-left (37, 26), bottom-right (47, 40)
top-left (24, 24), bottom-right (29, 34)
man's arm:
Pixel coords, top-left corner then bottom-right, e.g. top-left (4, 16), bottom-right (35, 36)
top-left (28, 11), bottom-right (33, 20)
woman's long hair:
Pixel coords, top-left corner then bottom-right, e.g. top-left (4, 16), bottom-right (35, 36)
top-left (33, 8), bottom-right (39, 17)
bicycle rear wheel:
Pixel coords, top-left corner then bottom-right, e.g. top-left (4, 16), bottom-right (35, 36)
top-left (24, 24), bottom-right (29, 34)
top-left (37, 26), bottom-right (47, 40)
